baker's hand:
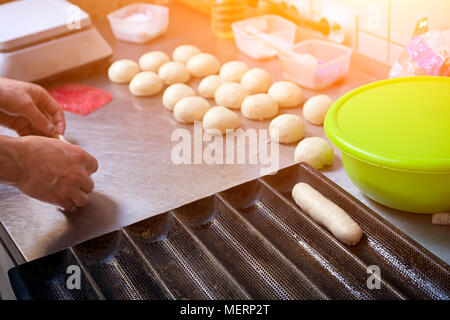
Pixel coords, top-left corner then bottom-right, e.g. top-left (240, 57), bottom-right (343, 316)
top-left (14, 136), bottom-right (98, 211)
top-left (0, 78), bottom-right (65, 136)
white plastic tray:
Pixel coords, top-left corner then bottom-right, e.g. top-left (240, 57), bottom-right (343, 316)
top-left (232, 15), bottom-right (297, 60)
top-left (279, 39), bottom-right (352, 90)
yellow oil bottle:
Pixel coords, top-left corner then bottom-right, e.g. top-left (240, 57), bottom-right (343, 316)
top-left (211, 0), bottom-right (248, 39)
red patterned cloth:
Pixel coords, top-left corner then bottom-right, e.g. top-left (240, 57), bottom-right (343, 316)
top-left (49, 84), bottom-right (112, 116)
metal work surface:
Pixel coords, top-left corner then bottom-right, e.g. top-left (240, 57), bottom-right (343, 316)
top-left (0, 3), bottom-right (449, 264)
top-left (8, 164), bottom-right (450, 300)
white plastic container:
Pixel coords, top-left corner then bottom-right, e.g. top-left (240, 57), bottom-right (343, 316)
top-left (279, 39), bottom-right (352, 90)
top-left (232, 15), bottom-right (297, 60)
top-left (107, 3), bottom-right (169, 43)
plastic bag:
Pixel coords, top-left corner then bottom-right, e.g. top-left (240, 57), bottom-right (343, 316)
top-left (389, 30), bottom-right (450, 78)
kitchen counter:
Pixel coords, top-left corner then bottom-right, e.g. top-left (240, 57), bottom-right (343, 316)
top-left (0, 3), bottom-right (448, 265)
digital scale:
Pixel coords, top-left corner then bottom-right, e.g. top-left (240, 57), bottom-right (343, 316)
top-left (0, 0), bottom-right (112, 82)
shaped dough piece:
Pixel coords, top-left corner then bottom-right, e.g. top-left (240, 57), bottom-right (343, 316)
top-left (294, 137), bottom-right (334, 169)
top-left (241, 68), bottom-right (272, 94)
top-left (219, 61), bottom-right (250, 82)
top-left (303, 95), bottom-right (333, 125)
top-left (163, 83), bottom-right (196, 111)
top-left (108, 59), bottom-right (140, 84)
top-left (269, 114), bottom-right (305, 144)
top-left (187, 53), bottom-right (221, 78)
top-left (203, 106), bottom-right (239, 134)
top-left (139, 51), bottom-right (171, 72)
top-left (158, 61), bottom-right (191, 85)
top-left (129, 72), bottom-right (163, 97)
top-left (172, 45), bottom-right (202, 64)
top-left (173, 96), bottom-right (211, 123)
top-left (241, 94), bottom-right (278, 121)
top-left (198, 75), bottom-right (224, 99)
top-left (292, 183), bottom-right (362, 246)
top-left (268, 81), bottom-right (304, 108)
top-left (215, 82), bottom-right (248, 110)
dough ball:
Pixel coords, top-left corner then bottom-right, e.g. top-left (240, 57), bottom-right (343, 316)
top-left (269, 114), bottom-right (305, 144)
top-left (241, 94), bottom-right (278, 121)
top-left (268, 81), bottom-right (304, 108)
top-left (108, 59), bottom-right (140, 84)
top-left (215, 82), bottom-right (248, 110)
top-left (303, 95), bottom-right (333, 125)
top-left (129, 72), bottom-right (163, 97)
top-left (240, 68), bottom-right (272, 94)
top-left (158, 61), bottom-right (191, 85)
top-left (198, 75), bottom-right (224, 99)
top-left (294, 137), bottom-right (334, 170)
top-left (219, 61), bottom-right (250, 82)
top-left (203, 106), bottom-right (239, 134)
top-left (172, 45), bottom-right (202, 64)
top-left (187, 53), bottom-right (221, 78)
top-left (173, 96), bottom-right (211, 123)
top-left (138, 51), bottom-right (170, 72)
top-left (162, 83), bottom-right (196, 111)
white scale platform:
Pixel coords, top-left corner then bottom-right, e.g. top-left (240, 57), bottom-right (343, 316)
top-left (0, 0), bottom-right (112, 82)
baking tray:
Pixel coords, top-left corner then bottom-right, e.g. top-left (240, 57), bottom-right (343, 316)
top-left (8, 163), bottom-right (450, 300)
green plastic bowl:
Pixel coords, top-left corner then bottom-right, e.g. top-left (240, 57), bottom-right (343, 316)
top-left (324, 76), bottom-right (450, 214)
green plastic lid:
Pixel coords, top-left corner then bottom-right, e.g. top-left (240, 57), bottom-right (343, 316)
top-left (325, 76), bottom-right (450, 173)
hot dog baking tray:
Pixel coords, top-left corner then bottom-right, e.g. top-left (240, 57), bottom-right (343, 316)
top-left (8, 163), bottom-right (449, 300)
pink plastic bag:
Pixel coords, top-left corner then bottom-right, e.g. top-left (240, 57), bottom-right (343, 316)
top-left (389, 30), bottom-right (450, 78)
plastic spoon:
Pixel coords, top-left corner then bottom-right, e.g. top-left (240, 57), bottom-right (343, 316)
top-left (245, 26), bottom-right (319, 66)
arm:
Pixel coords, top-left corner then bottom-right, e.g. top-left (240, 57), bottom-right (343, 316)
top-left (0, 135), bottom-right (21, 185)
top-left (0, 134), bottom-right (98, 211)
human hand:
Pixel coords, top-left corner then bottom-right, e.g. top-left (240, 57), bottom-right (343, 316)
top-left (13, 136), bottom-right (98, 211)
top-left (0, 78), bottom-right (65, 137)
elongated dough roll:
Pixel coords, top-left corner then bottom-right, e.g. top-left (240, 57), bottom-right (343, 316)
top-left (292, 183), bottom-right (362, 245)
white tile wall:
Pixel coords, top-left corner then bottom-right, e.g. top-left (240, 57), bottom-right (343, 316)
top-left (358, 30), bottom-right (389, 63)
top-left (357, 0), bottom-right (390, 38)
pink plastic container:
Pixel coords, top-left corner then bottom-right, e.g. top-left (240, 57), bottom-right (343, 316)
top-left (232, 15), bottom-right (297, 60)
top-left (279, 39), bottom-right (352, 90)
top-left (107, 3), bottom-right (169, 43)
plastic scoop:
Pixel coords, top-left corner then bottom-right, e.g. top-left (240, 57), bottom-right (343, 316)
top-left (245, 26), bottom-right (319, 66)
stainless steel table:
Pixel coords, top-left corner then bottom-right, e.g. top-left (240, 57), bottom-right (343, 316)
top-left (0, 3), bottom-right (448, 265)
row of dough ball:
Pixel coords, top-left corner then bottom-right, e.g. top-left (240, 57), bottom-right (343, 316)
top-left (162, 83), bottom-right (239, 133)
top-left (141, 45), bottom-right (219, 78)
top-left (167, 84), bottom-right (333, 169)
top-left (108, 45), bottom-right (221, 98)
top-left (197, 62), bottom-right (334, 127)
top-left (108, 46), bottom-right (334, 169)
top-left (108, 49), bottom-right (331, 125)
top-left (201, 65), bottom-right (304, 108)
top-left (199, 60), bottom-right (333, 125)
top-left (169, 91), bottom-right (334, 171)
top-left (166, 83), bottom-right (333, 169)
top-left (139, 46), bottom-right (220, 84)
